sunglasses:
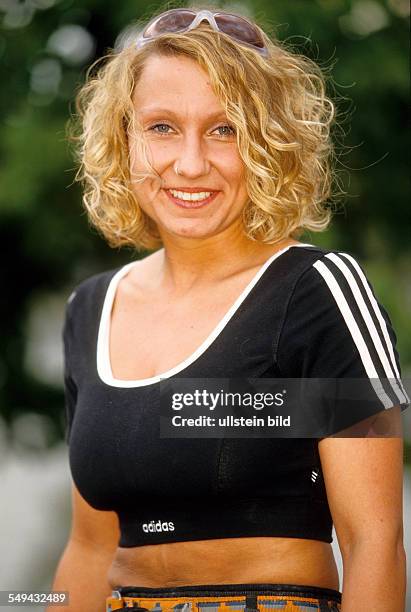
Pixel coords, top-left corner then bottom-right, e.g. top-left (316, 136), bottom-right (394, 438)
top-left (135, 9), bottom-right (269, 57)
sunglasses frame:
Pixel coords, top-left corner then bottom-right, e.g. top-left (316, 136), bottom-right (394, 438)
top-left (136, 8), bottom-right (269, 57)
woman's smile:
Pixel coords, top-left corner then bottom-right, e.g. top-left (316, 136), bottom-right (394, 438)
top-left (164, 188), bottom-right (221, 209)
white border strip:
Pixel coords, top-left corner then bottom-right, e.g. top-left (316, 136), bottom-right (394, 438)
top-left (97, 243), bottom-right (313, 388)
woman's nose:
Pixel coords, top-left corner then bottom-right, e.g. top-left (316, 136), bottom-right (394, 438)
top-left (174, 136), bottom-right (211, 178)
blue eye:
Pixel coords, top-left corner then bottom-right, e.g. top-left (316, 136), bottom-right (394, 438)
top-left (149, 123), bottom-right (172, 134)
top-left (215, 125), bottom-right (236, 137)
top-left (148, 123), bottom-right (235, 137)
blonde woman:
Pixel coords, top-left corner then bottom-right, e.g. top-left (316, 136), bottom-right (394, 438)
top-left (50, 7), bottom-right (408, 612)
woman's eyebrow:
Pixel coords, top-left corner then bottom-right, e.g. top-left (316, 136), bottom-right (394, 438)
top-left (138, 107), bottom-right (229, 121)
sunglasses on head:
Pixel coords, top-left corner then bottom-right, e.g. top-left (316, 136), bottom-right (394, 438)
top-left (135, 8), bottom-right (269, 57)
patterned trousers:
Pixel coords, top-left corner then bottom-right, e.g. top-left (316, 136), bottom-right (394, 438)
top-left (106, 583), bottom-right (341, 612)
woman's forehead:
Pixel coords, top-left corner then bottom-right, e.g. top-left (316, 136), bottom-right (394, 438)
top-left (133, 54), bottom-right (226, 118)
top-left (134, 54), bottom-right (214, 94)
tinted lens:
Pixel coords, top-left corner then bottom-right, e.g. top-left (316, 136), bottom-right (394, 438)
top-left (214, 13), bottom-right (265, 48)
top-left (144, 10), bottom-right (195, 38)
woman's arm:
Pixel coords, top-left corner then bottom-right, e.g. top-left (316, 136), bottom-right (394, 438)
top-left (47, 482), bottom-right (120, 612)
top-left (319, 423), bottom-right (406, 612)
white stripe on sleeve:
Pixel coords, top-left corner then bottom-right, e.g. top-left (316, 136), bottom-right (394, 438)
top-left (325, 253), bottom-right (408, 406)
top-left (312, 259), bottom-right (403, 409)
top-left (338, 252), bottom-right (410, 405)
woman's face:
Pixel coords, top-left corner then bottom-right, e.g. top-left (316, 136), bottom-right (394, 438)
top-left (129, 53), bottom-right (249, 242)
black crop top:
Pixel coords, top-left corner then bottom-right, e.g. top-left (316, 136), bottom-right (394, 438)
top-left (62, 243), bottom-right (409, 547)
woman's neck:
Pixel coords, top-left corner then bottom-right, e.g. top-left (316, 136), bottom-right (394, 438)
top-left (151, 223), bottom-right (296, 294)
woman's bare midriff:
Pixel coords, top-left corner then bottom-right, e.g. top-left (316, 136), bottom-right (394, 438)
top-left (106, 240), bottom-right (340, 591)
top-left (107, 538), bottom-right (340, 589)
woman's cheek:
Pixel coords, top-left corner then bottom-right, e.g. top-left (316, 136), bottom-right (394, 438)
top-left (150, 143), bottom-right (173, 167)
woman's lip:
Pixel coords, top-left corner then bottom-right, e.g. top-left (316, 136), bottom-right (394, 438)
top-left (166, 187), bottom-right (219, 193)
top-left (164, 189), bottom-right (220, 208)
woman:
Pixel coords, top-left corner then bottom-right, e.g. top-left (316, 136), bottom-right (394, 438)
top-left (50, 7), bottom-right (408, 612)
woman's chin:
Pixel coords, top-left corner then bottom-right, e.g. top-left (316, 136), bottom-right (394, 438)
top-left (158, 219), bottom-right (222, 241)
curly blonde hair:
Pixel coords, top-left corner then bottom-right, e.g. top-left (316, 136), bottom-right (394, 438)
top-left (70, 5), bottom-right (339, 251)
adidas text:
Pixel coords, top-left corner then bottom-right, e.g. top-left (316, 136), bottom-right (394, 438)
top-left (142, 520), bottom-right (175, 533)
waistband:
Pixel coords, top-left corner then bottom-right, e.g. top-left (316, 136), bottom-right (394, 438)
top-left (106, 583), bottom-right (342, 612)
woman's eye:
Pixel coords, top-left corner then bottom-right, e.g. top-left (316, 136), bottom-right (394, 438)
top-left (214, 125), bottom-right (236, 137)
top-left (149, 123), bottom-right (172, 135)
top-left (148, 123), bottom-right (235, 137)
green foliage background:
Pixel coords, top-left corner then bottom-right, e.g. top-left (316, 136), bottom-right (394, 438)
top-left (0, 0), bottom-right (409, 450)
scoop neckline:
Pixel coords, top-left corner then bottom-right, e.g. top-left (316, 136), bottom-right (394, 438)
top-left (96, 242), bottom-right (313, 388)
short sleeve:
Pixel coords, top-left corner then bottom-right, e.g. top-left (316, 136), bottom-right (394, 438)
top-left (62, 290), bottom-right (78, 445)
top-left (276, 251), bottom-right (409, 434)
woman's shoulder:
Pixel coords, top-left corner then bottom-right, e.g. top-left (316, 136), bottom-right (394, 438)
top-left (64, 249), bottom-right (162, 315)
top-left (65, 266), bottom-right (120, 311)
top-left (286, 243), bottom-right (371, 283)
top-left (261, 242), bottom-right (367, 293)
top-left (279, 244), bottom-right (388, 332)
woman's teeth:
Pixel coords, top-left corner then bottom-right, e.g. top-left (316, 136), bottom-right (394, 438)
top-left (168, 189), bottom-right (212, 202)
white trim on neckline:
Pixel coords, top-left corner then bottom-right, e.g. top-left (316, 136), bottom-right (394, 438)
top-left (96, 243), bottom-right (313, 388)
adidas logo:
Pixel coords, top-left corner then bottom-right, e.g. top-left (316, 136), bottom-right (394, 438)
top-left (311, 469), bottom-right (319, 483)
top-left (142, 520), bottom-right (175, 533)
